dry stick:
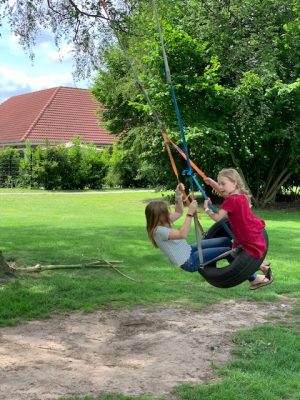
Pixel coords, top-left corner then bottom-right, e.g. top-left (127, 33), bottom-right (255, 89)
top-left (10, 260), bottom-right (137, 282)
top-left (108, 264), bottom-right (137, 281)
top-left (11, 259), bottom-right (123, 271)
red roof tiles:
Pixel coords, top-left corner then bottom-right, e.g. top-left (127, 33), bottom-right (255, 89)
top-left (0, 87), bottom-right (117, 146)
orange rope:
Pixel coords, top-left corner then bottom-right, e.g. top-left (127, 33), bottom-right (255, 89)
top-left (161, 128), bottom-right (205, 234)
top-left (161, 128), bottom-right (222, 196)
top-left (161, 129), bottom-right (191, 205)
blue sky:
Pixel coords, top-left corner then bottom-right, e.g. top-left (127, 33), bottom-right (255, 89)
top-left (0, 20), bottom-right (93, 104)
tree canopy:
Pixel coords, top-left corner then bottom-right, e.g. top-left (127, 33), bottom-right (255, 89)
top-left (0, 0), bottom-right (135, 78)
top-left (1, 0), bottom-right (300, 204)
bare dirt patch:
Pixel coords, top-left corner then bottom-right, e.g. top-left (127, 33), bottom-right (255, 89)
top-left (0, 299), bottom-right (293, 400)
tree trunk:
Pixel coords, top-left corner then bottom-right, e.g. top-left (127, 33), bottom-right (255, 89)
top-left (0, 251), bottom-right (16, 279)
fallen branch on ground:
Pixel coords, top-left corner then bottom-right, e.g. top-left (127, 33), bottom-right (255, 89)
top-left (11, 259), bottom-right (123, 272)
top-left (9, 259), bottom-right (136, 281)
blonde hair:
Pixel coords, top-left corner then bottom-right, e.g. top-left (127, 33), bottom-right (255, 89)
top-left (145, 200), bottom-right (171, 247)
top-left (218, 168), bottom-right (252, 204)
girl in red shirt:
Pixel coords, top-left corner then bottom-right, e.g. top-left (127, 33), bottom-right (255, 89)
top-left (204, 168), bottom-right (273, 290)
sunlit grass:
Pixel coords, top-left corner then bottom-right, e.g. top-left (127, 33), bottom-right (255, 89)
top-left (0, 189), bottom-right (299, 400)
top-left (0, 190), bottom-right (299, 325)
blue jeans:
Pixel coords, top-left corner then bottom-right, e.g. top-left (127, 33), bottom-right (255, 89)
top-left (180, 237), bottom-right (257, 281)
top-left (180, 237), bottom-right (232, 272)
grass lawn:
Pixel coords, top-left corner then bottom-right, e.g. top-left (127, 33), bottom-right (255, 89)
top-left (0, 189), bottom-right (299, 399)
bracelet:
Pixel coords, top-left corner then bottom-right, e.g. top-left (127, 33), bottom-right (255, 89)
top-left (204, 208), bottom-right (210, 213)
top-left (186, 213), bottom-right (193, 218)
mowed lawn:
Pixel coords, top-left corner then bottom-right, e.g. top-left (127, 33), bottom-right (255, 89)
top-left (0, 189), bottom-right (299, 400)
top-left (0, 189), bottom-right (299, 322)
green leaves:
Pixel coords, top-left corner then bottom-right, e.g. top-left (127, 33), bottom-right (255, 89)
top-left (91, 0), bottom-right (300, 203)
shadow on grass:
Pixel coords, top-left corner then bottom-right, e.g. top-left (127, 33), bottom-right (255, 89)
top-left (0, 225), bottom-right (149, 265)
top-left (0, 222), bottom-right (299, 325)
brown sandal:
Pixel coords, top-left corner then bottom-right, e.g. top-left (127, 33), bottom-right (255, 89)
top-left (260, 262), bottom-right (272, 280)
top-left (264, 267), bottom-right (272, 281)
top-left (250, 276), bottom-right (274, 290)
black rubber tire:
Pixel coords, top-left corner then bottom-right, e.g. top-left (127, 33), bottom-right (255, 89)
top-left (199, 220), bottom-right (268, 288)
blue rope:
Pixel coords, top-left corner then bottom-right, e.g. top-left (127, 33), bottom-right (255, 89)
top-left (169, 87), bottom-right (192, 174)
top-left (152, 0), bottom-right (204, 195)
top-left (152, 0), bottom-right (235, 241)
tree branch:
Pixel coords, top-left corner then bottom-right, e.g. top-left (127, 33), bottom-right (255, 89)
top-left (263, 152), bottom-right (282, 196)
top-left (263, 171), bottom-right (292, 205)
top-left (68, 0), bottom-right (109, 20)
top-left (10, 259), bottom-right (136, 281)
top-left (47, 0), bottom-right (110, 22)
top-left (47, 0), bottom-right (69, 18)
top-left (263, 167), bottom-right (291, 202)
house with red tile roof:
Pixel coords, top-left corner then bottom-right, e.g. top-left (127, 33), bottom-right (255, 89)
top-left (0, 86), bottom-right (117, 148)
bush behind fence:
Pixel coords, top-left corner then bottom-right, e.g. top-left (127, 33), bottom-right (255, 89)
top-left (0, 139), bottom-right (108, 190)
top-left (0, 139), bottom-right (299, 205)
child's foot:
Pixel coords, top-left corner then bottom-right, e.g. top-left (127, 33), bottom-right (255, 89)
top-left (261, 261), bottom-right (271, 267)
top-left (249, 274), bottom-right (273, 290)
top-left (260, 261), bottom-right (272, 278)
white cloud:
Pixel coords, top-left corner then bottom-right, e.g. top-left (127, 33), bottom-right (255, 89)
top-left (0, 65), bottom-right (73, 89)
top-left (45, 42), bottom-right (75, 62)
top-left (8, 33), bottom-right (23, 55)
top-left (0, 67), bottom-right (29, 91)
top-left (0, 19), bottom-right (90, 104)
top-left (8, 32), bottom-right (74, 62)
top-left (0, 66), bottom-right (76, 103)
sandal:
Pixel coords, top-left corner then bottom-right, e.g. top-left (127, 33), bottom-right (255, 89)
top-left (262, 261), bottom-right (271, 267)
top-left (260, 261), bottom-right (272, 279)
top-left (264, 267), bottom-right (272, 281)
top-left (250, 276), bottom-right (274, 290)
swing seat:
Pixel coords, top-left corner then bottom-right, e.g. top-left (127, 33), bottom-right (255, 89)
top-left (198, 219), bottom-right (269, 288)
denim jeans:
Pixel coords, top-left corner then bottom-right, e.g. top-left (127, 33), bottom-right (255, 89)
top-left (180, 237), bottom-right (232, 272)
top-left (180, 236), bottom-right (257, 281)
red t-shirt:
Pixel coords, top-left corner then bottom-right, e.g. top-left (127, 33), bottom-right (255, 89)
top-left (221, 194), bottom-right (266, 259)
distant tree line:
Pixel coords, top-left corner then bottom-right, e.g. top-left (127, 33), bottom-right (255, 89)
top-left (0, 136), bottom-right (298, 205)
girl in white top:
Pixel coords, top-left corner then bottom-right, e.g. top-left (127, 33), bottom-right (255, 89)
top-left (145, 183), bottom-right (232, 272)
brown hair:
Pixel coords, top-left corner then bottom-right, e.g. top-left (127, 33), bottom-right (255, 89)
top-left (145, 200), bottom-right (171, 247)
top-left (217, 168), bottom-right (252, 204)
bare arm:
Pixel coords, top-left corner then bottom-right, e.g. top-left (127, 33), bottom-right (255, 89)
top-left (170, 183), bottom-right (185, 223)
top-left (204, 177), bottom-right (222, 194)
top-left (205, 208), bottom-right (228, 222)
top-left (169, 200), bottom-right (198, 239)
top-left (203, 199), bottom-right (228, 222)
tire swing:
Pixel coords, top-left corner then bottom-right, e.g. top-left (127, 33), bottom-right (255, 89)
top-left (151, 0), bottom-right (269, 289)
top-left (198, 219), bottom-right (269, 289)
